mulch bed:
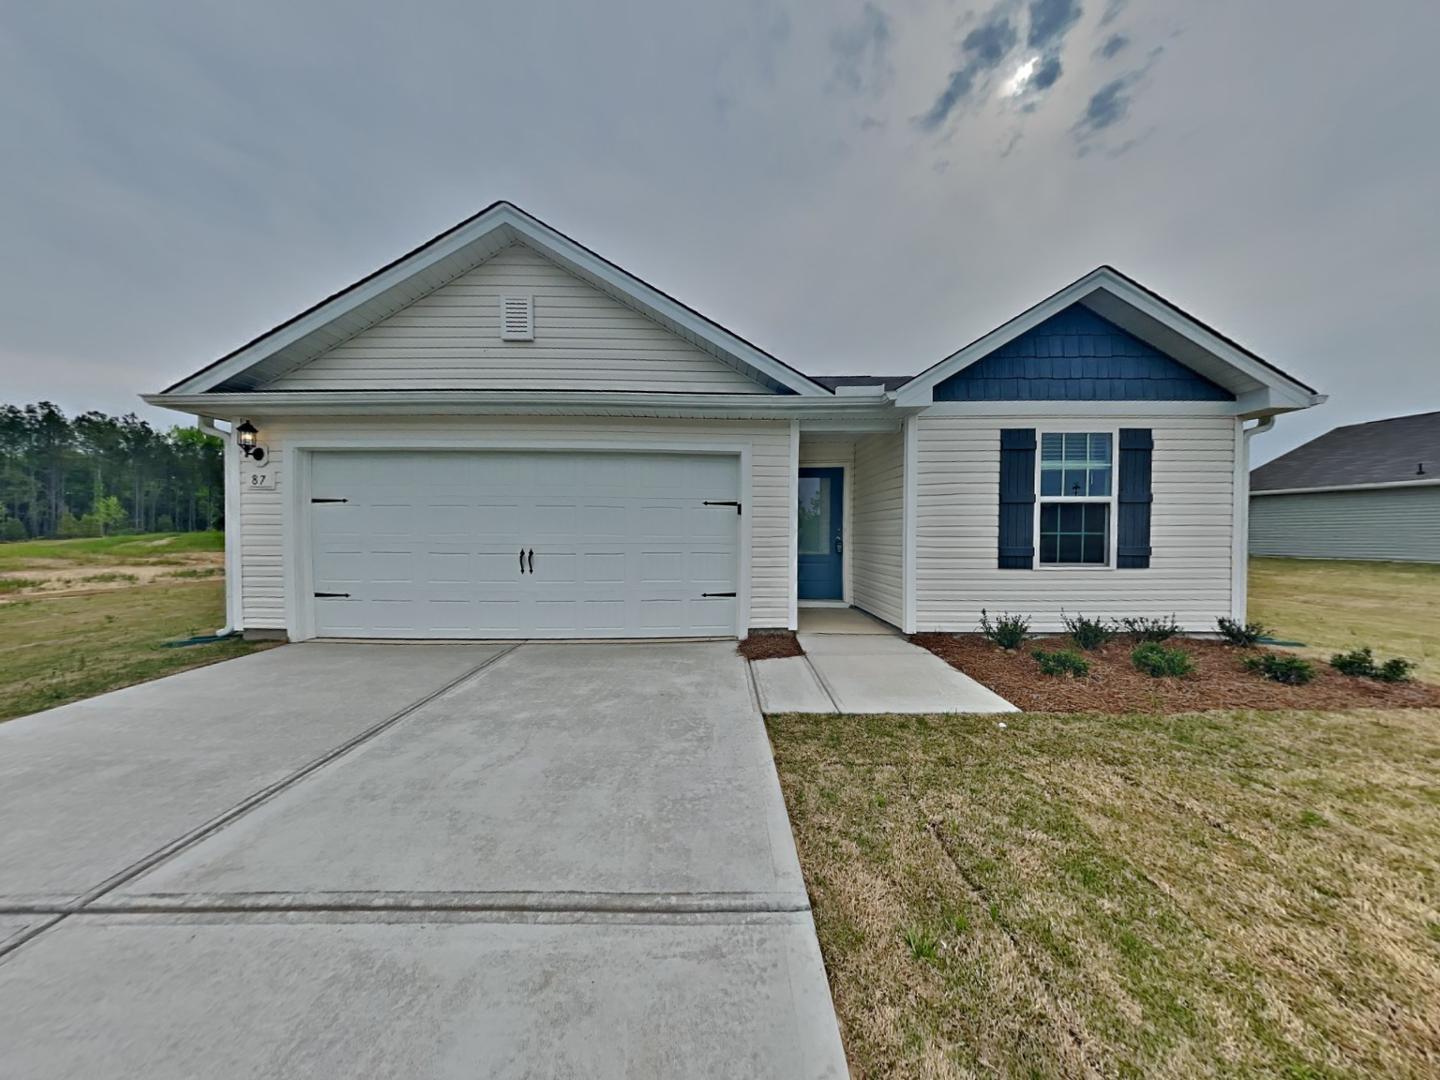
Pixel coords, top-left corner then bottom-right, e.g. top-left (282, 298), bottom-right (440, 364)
top-left (911, 633), bottom-right (1440, 714)
top-left (737, 631), bottom-right (805, 661)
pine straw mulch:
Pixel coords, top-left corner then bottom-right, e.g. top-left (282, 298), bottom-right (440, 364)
top-left (737, 630), bottom-right (805, 661)
top-left (911, 633), bottom-right (1440, 714)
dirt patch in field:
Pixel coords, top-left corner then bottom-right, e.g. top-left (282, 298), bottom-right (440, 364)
top-left (912, 633), bottom-right (1440, 713)
top-left (738, 631), bottom-right (805, 660)
top-left (0, 554), bottom-right (224, 600)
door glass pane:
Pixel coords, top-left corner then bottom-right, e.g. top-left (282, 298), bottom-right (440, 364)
top-left (798, 477), bottom-right (832, 555)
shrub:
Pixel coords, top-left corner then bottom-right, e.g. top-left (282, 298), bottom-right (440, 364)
top-left (1034, 649), bottom-right (1090, 677)
top-left (1245, 653), bottom-right (1315, 685)
top-left (1061, 611), bottom-right (1116, 651)
top-left (1330, 647), bottom-right (1416, 683)
top-left (902, 922), bottom-right (939, 961)
top-left (1121, 614), bottom-right (1181, 642)
top-left (979, 609), bottom-right (1031, 650)
top-left (1216, 616), bottom-right (1269, 647)
top-left (1131, 642), bottom-right (1194, 678)
top-left (1329, 647), bottom-right (1378, 678)
top-left (1378, 657), bottom-right (1416, 683)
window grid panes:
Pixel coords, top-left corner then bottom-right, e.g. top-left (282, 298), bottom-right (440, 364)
top-left (1040, 431), bottom-right (1112, 498)
top-left (1039, 503), bottom-right (1110, 565)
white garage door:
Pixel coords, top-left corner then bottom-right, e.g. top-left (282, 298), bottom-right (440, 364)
top-left (308, 451), bottom-right (741, 639)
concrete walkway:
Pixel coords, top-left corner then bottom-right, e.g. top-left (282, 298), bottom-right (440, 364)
top-left (0, 642), bottom-right (847, 1079)
top-left (753, 607), bottom-right (1017, 714)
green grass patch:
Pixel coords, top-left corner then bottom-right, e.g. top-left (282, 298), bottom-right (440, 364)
top-left (0, 531), bottom-right (223, 571)
top-left (770, 707), bottom-right (1440, 1078)
top-left (0, 580), bottom-right (269, 723)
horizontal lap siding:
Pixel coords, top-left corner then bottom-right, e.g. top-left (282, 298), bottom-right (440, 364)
top-left (1250, 487), bottom-right (1440, 562)
top-left (265, 244), bottom-right (766, 393)
top-left (851, 432), bottom-right (904, 627)
top-left (916, 415), bottom-right (1238, 632)
top-left (237, 416), bottom-right (791, 633)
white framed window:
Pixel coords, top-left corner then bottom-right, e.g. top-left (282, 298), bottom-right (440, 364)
top-left (1035, 429), bottom-right (1117, 567)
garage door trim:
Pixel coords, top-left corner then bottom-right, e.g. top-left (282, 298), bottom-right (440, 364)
top-left (283, 438), bottom-right (753, 641)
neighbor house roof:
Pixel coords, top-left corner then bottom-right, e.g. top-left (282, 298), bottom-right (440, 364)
top-left (1251, 411), bottom-right (1440, 494)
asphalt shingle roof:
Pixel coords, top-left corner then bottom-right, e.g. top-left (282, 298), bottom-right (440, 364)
top-left (1251, 410), bottom-right (1440, 491)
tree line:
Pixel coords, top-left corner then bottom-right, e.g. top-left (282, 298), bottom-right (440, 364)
top-left (0, 402), bottom-right (223, 541)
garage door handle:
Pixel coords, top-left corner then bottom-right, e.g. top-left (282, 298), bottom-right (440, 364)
top-left (704, 500), bottom-right (742, 515)
top-left (526, 549), bottom-right (534, 574)
top-left (519, 548), bottom-right (526, 574)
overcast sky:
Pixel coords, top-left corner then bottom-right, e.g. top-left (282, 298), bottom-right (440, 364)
top-left (2, 0), bottom-right (1437, 462)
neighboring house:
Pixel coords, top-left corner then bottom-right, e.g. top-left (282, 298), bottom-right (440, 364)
top-left (1250, 411), bottom-right (1440, 563)
top-left (146, 202), bottom-right (1324, 641)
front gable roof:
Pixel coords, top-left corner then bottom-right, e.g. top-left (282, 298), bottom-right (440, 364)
top-left (159, 201), bottom-right (829, 397)
top-left (895, 267), bottom-right (1323, 416)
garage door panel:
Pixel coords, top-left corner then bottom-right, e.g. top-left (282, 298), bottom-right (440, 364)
top-left (309, 451), bottom-right (740, 639)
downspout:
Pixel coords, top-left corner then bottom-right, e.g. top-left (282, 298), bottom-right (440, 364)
top-left (1232, 415), bottom-right (1276, 620)
top-left (198, 416), bottom-right (242, 638)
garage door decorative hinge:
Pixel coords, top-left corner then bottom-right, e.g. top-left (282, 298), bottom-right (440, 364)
top-left (700, 592), bottom-right (737, 598)
top-left (314, 591), bottom-right (351, 598)
top-left (703, 500), bottom-right (742, 515)
top-left (311, 497), bottom-right (348, 503)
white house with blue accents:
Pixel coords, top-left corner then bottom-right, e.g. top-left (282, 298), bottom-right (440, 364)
top-left (146, 202), bottom-right (1324, 642)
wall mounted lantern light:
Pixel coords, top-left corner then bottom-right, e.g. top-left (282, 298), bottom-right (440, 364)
top-left (235, 420), bottom-right (266, 463)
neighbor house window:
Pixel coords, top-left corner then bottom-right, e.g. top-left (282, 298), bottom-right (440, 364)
top-left (1037, 431), bottom-right (1114, 566)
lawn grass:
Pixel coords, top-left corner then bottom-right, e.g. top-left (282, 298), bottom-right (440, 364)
top-left (0, 531), bottom-right (224, 572)
top-left (0, 580), bottom-right (269, 724)
top-left (770, 708), bottom-right (1440, 1078)
top-left (1250, 557), bottom-right (1440, 681)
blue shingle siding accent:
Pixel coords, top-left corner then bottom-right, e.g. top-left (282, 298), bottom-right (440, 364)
top-left (935, 304), bottom-right (1235, 401)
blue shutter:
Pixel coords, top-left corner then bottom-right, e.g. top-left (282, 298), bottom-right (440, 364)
top-left (1117, 428), bottom-right (1153, 568)
top-left (998, 428), bottom-right (1036, 569)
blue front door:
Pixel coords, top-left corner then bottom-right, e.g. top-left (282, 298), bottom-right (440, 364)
top-left (797, 468), bottom-right (843, 600)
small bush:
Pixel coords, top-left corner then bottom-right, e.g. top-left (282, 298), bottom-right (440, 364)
top-left (1245, 653), bottom-right (1315, 685)
top-left (1121, 614), bottom-right (1181, 642)
top-left (1131, 642), bottom-right (1194, 678)
top-left (1216, 616), bottom-right (1269, 647)
top-left (979, 609), bottom-right (1030, 650)
top-left (1378, 657), bottom-right (1416, 683)
top-left (1331, 647), bottom-right (1415, 683)
top-left (0, 576), bottom-right (42, 594)
top-left (1034, 649), bottom-right (1090, 677)
top-left (1329, 647), bottom-right (1378, 678)
top-left (1061, 611), bottom-right (1116, 651)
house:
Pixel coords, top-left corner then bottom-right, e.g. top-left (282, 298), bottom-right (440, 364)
top-left (1250, 411), bottom-right (1440, 563)
top-left (145, 201), bottom-right (1324, 642)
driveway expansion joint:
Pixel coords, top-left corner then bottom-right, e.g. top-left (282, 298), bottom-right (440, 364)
top-left (0, 645), bottom-right (519, 964)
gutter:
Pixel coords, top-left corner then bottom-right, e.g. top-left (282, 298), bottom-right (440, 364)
top-left (196, 416), bottom-right (241, 638)
top-left (1231, 415), bottom-right (1276, 621)
top-left (144, 390), bottom-right (895, 419)
top-left (1252, 476), bottom-right (1440, 497)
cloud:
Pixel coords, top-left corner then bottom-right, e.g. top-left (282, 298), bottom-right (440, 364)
top-left (1076, 76), bottom-right (1133, 134)
top-left (1099, 0), bottom-right (1127, 27)
top-left (916, 7), bottom-right (1018, 130)
top-left (1027, 0), bottom-right (1082, 50)
top-left (829, 3), bottom-right (892, 95)
top-left (1031, 54), bottom-right (1063, 90)
top-left (1097, 32), bottom-right (1129, 60)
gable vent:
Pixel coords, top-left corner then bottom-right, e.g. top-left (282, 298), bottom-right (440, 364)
top-left (500, 294), bottom-right (534, 341)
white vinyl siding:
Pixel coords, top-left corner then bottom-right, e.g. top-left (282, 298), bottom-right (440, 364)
top-left (850, 432), bottom-right (905, 628)
top-left (264, 243), bottom-right (768, 394)
top-left (1250, 486), bottom-right (1440, 562)
top-left (915, 415), bottom-right (1238, 632)
top-left (235, 415), bottom-right (791, 635)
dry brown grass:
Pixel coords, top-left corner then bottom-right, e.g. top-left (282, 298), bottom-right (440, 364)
top-left (769, 708), bottom-right (1440, 1078)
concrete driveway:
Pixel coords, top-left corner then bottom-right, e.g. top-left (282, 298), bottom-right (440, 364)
top-left (0, 642), bottom-right (846, 1078)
